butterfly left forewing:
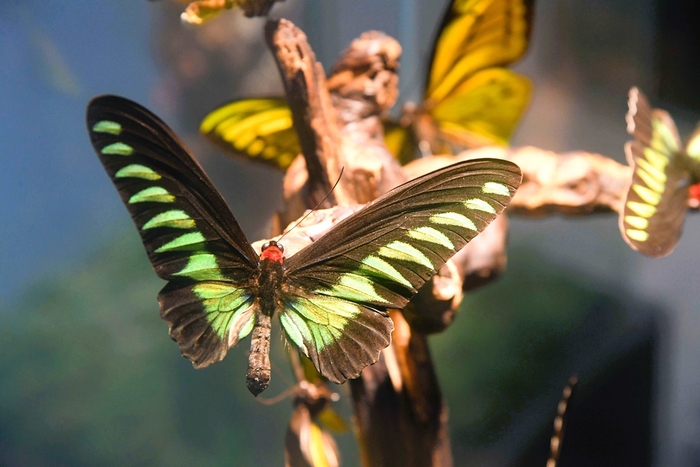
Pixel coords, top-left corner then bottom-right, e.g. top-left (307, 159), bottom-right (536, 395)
top-left (281, 159), bottom-right (522, 383)
top-left (87, 95), bottom-right (260, 368)
top-left (620, 88), bottom-right (689, 257)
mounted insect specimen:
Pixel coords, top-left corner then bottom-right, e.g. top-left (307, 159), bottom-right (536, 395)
top-left (86, 94), bottom-right (521, 395)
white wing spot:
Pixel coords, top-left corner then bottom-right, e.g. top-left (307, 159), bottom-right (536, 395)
top-left (482, 182), bottom-right (511, 196)
top-left (407, 227), bottom-right (454, 250)
top-left (429, 212), bottom-right (477, 230)
top-left (464, 198), bottom-right (496, 213)
top-left (378, 241), bottom-right (433, 268)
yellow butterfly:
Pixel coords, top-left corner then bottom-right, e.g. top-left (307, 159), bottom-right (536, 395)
top-left (200, 0), bottom-right (535, 169)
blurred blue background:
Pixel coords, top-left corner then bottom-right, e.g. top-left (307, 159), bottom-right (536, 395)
top-left (2, 0), bottom-right (700, 465)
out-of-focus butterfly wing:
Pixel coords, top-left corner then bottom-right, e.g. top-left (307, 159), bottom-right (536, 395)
top-left (200, 97), bottom-right (301, 170)
top-left (430, 68), bottom-right (532, 148)
top-left (418, 0), bottom-right (535, 154)
top-left (620, 87), bottom-right (688, 257)
top-left (426, 0), bottom-right (534, 102)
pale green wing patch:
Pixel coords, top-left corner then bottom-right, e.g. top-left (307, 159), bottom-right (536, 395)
top-left (159, 280), bottom-right (257, 369)
top-left (620, 88), bottom-right (691, 257)
top-left (278, 294), bottom-right (392, 385)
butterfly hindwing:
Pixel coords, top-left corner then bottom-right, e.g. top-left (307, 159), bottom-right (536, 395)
top-left (87, 95), bottom-right (260, 367)
top-left (620, 87), bottom-right (694, 257)
top-left (200, 97), bottom-right (301, 170)
top-left (431, 68), bottom-right (532, 147)
top-left (279, 159), bottom-right (522, 383)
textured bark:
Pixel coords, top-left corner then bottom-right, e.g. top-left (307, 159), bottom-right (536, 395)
top-left (265, 19), bottom-right (341, 211)
top-left (269, 22), bottom-right (406, 228)
top-left (349, 311), bottom-right (452, 467)
top-left (264, 20), bottom-right (450, 465)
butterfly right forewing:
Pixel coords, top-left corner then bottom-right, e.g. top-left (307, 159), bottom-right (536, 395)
top-left (280, 159), bottom-right (522, 384)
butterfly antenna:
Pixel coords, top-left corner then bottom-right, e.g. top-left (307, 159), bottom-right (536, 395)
top-left (255, 385), bottom-right (298, 406)
top-left (547, 375), bottom-right (578, 467)
top-left (277, 167), bottom-right (345, 244)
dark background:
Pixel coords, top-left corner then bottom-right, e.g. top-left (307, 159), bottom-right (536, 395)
top-left (1, 0), bottom-right (699, 465)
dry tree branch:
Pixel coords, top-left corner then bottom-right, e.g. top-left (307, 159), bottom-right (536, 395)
top-left (261, 17), bottom-right (664, 467)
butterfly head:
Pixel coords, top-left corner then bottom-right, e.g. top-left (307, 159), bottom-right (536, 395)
top-left (260, 240), bottom-right (285, 264)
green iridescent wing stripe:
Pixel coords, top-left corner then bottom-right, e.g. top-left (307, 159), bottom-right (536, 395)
top-left (87, 95), bottom-right (259, 367)
top-left (200, 97), bottom-right (301, 171)
top-left (280, 159), bottom-right (521, 383)
top-left (620, 87), bottom-right (690, 258)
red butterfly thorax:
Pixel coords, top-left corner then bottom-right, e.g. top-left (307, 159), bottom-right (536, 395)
top-left (689, 183), bottom-right (700, 209)
top-left (260, 243), bottom-right (285, 264)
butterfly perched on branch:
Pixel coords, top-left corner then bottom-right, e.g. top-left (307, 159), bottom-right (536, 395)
top-left (200, 0), bottom-right (535, 169)
top-left (619, 87), bottom-right (700, 258)
top-left (87, 94), bottom-right (521, 395)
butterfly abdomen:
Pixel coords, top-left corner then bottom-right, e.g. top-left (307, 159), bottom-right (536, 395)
top-left (246, 242), bottom-right (286, 396)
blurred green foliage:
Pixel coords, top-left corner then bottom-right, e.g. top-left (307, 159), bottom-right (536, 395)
top-left (0, 233), bottom-right (297, 466)
top-left (0, 232), bottom-right (625, 465)
top-left (432, 246), bottom-right (624, 449)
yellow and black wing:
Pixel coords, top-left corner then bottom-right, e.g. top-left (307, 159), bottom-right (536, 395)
top-left (418, 0), bottom-right (535, 154)
top-left (619, 87), bottom-right (698, 258)
top-left (200, 97), bottom-right (301, 171)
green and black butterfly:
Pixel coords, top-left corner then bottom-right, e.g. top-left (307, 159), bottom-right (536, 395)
top-left (619, 87), bottom-right (700, 258)
top-left (87, 95), bottom-right (521, 395)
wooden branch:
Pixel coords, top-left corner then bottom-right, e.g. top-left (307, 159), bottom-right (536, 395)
top-left (265, 19), bottom-right (340, 209)
top-left (263, 21), bottom-right (452, 466)
top-left (350, 311), bottom-right (451, 467)
top-left (269, 23), bottom-right (406, 227)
